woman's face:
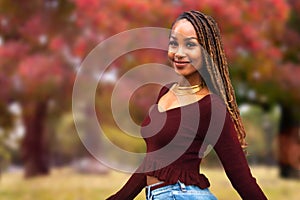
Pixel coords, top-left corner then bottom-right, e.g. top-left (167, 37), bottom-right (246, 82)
top-left (168, 19), bottom-right (202, 77)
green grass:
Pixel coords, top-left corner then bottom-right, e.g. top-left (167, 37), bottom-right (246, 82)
top-left (0, 166), bottom-right (299, 200)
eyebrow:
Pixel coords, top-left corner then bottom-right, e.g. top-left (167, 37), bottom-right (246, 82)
top-left (170, 36), bottom-right (198, 41)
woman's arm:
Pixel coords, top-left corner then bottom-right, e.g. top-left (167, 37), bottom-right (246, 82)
top-left (106, 172), bottom-right (146, 200)
top-left (212, 101), bottom-right (267, 199)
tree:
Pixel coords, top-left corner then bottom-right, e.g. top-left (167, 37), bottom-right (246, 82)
top-left (1, 0), bottom-right (298, 178)
top-left (0, 0), bottom-right (76, 177)
top-left (74, 0), bottom-right (299, 178)
top-left (275, 0), bottom-right (300, 178)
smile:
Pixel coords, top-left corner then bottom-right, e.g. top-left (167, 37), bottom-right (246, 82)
top-left (173, 59), bottom-right (191, 68)
top-left (172, 59), bottom-right (191, 64)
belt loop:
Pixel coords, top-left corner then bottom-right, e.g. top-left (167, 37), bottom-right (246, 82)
top-left (178, 180), bottom-right (187, 192)
top-left (146, 186), bottom-right (152, 200)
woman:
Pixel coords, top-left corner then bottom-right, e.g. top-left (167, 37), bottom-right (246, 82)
top-left (107, 11), bottom-right (267, 200)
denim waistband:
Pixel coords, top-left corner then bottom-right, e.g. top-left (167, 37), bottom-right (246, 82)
top-left (145, 181), bottom-right (187, 200)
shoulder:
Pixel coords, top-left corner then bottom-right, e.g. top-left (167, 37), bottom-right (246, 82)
top-left (199, 93), bottom-right (226, 107)
top-left (157, 82), bottom-right (176, 99)
top-left (209, 93), bottom-right (226, 104)
top-left (199, 93), bottom-right (228, 120)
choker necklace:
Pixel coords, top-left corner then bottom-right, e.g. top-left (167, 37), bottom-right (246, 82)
top-left (171, 83), bottom-right (204, 95)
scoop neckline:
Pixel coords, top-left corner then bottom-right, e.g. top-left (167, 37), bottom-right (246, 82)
top-left (156, 93), bottom-right (212, 113)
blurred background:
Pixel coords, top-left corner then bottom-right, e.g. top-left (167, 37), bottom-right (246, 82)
top-left (0, 0), bottom-right (299, 199)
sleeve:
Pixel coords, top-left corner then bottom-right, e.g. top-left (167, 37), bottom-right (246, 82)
top-left (106, 172), bottom-right (146, 200)
top-left (212, 100), bottom-right (268, 200)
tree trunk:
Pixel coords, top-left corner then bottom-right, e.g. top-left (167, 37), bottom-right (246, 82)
top-left (278, 106), bottom-right (300, 179)
top-left (21, 101), bottom-right (49, 178)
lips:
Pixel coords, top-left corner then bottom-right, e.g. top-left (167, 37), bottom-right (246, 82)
top-left (173, 59), bottom-right (191, 68)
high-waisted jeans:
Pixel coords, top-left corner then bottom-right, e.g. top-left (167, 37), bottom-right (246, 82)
top-left (145, 181), bottom-right (218, 200)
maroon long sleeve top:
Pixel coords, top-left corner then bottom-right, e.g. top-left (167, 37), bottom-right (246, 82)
top-left (107, 85), bottom-right (267, 200)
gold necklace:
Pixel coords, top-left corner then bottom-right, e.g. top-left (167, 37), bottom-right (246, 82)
top-left (171, 83), bottom-right (204, 96)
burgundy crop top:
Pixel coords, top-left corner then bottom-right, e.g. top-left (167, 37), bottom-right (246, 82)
top-left (107, 84), bottom-right (267, 200)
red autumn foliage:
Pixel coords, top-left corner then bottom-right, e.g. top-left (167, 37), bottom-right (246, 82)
top-left (0, 0), bottom-right (299, 177)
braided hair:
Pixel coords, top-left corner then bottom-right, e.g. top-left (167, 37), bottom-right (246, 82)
top-left (172, 10), bottom-right (247, 148)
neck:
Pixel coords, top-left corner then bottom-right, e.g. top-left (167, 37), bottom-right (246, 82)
top-left (178, 72), bottom-right (203, 87)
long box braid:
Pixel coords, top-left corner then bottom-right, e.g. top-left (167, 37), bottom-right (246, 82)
top-left (172, 11), bottom-right (247, 148)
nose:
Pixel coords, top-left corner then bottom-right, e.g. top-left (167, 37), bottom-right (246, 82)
top-left (174, 46), bottom-right (186, 59)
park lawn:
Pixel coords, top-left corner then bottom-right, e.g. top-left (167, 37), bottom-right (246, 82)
top-left (0, 165), bottom-right (299, 200)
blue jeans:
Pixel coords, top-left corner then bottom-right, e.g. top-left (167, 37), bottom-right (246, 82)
top-left (145, 181), bottom-right (218, 200)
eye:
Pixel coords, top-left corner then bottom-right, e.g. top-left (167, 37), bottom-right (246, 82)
top-left (168, 40), bottom-right (178, 48)
top-left (186, 42), bottom-right (196, 48)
